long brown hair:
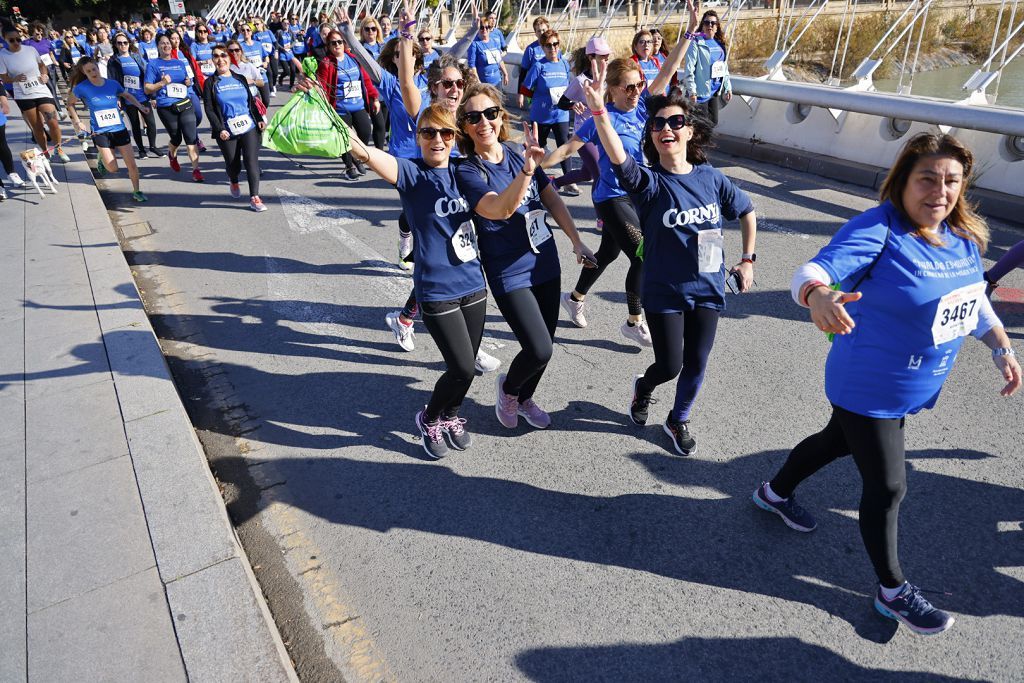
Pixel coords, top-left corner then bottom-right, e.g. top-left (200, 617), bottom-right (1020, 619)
top-left (700, 10), bottom-right (728, 51)
top-left (879, 133), bottom-right (989, 252)
top-left (69, 56), bottom-right (98, 88)
top-left (456, 82), bottom-right (512, 156)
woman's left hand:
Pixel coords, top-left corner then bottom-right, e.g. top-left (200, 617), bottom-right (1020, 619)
top-left (723, 91), bottom-right (732, 103)
top-left (258, 121), bottom-right (266, 130)
top-left (574, 241), bottom-right (597, 268)
top-left (730, 260), bottom-right (754, 292)
top-left (994, 353), bottom-right (1022, 397)
top-left (371, 99), bottom-right (380, 114)
top-left (522, 122), bottom-right (544, 172)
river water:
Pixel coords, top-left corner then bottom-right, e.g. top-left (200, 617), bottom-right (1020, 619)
top-left (873, 59), bottom-right (1024, 110)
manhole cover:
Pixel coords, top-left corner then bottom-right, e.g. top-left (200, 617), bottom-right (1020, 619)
top-left (117, 221), bottom-right (154, 240)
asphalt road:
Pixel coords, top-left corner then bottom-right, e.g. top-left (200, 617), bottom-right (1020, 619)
top-left (82, 94), bottom-right (1024, 682)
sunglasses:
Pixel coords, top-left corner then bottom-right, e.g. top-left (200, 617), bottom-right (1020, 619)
top-left (363, 26), bottom-right (378, 32)
top-left (6, 37), bottom-right (22, 43)
top-left (419, 36), bottom-right (433, 41)
top-left (620, 81), bottom-right (644, 94)
top-left (196, 29), bottom-right (208, 33)
top-left (228, 47), bottom-right (243, 52)
top-left (544, 41), bottom-right (559, 48)
top-left (439, 78), bottom-right (465, 89)
top-left (703, 20), bottom-right (718, 26)
top-left (115, 40), bottom-right (129, 45)
top-left (419, 127), bottom-right (456, 142)
top-left (460, 106), bottom-right (501, 124)
top-left (652, 114), bottom-right (687, 131)
top-left (637, 39), bottom-right (653, 45)
top-left (329, 39), bottom-right (345, 46)
top-left (213, 52), bottom-right (229, 58)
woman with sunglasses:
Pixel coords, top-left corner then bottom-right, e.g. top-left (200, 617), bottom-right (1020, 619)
top-left (67, 57), bottom-right (148, 202)
top-left (516, 16), bottom-right (550, 110)
top-left (630, 30), bottom-right (662, 90)
top-left (24, 23), bottom-right (64, 118)
top-left (0, 27), bottom-right (69, 162)
top-left (202, 44), bottom-right (266, 211)
top-left (543, 3), bottom-right (695, 345)
top-left (274, 16), bottom-right (298, 91)
top-left (167, 29), bottom-right (209, 153)
top-left (108, 33), bottom-right (161, 158)
top-left (465, 17), bottom-right (508, 89)
top-left (237, 24), bottom-right (271, 107)
top-left (519, 29), bottom-right (573, 189)
top-left (61, 31), bottom-right (86, 76)
top-left (455, 84), bottom-right (596, 431)
top-left (581, 58), bottom-right (756, 456)
top-left (682, 9), bottom-right (732, 128)
top-left (348, 103), bottom-right (488, 459)
top-left (189, 23), bottom-right (216, 80)
top-left (358, 17), bottom-right (384, 60)
top-left (144, 33), bottom-right (204, 182)
top-left (252, 18), bottom-right (278, 98)
top-left (417, 29), bottom-right (439, 69)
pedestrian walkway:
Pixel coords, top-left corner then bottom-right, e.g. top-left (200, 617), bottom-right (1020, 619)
top-left (0, 116), bottom-right (296, 681)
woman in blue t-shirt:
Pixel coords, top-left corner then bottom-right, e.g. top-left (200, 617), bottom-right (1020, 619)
top-left (144, 33), bottom-right (204, 182)
top-left (67, 57), bottom-right (148, 201)
top-left (137, 27), bottom-right (158, 62)
top-left (682, 9), bottom-right (732, 128)
top-left (347, 102), bottom-right (489, 460)
top-left (465, 18), bottom-right (508, 89)
top-left (580, 61), bottom-right (756, 457)
top-left (252, 18), bottom-right (278, 97)
top-left (755, 133), bottom-right (1020, 636)
top-left (238, 24), bottom-right (271, 107)
top-left (107, 33), bottom-right (160, 157)
top-left (520, 30), bottom-right (572, 181)
top-left (455, 83), bottom-right (595, 431)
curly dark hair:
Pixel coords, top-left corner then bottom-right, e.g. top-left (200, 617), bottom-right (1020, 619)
top-left (641, 92), bottom-right (714, 166)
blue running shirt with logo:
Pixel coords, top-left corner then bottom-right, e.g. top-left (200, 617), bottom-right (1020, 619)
top-left (396, 158), bottom-right (486, 302)
top-left (466, 34), bottom-right (505, 86)
top-left (190, 42), bottom-right (215, 76)
top-left (376, 69), bottom-right (429, 159)
top-left (213, 75), bottom-right (255, 136)
top-left (114, 55), bottom-right (146, 99)
top-left (523, 57), bottom-right (571, 125)
top-left (812, 201), bottom-right (986, 418)
top-left (333, 53), bottom-right (366, 114)
top-left (145, 58), bottom-right (190, 107)
top-left (576, 96), bottom-right (648, 203)
top-left (73, 79), bottom-right (129, 133)
top-left (635, 56), bottom-right (661, 85)
top-left (138, 40), bottom-right (158, 61)
top-left (455, 143), bottom-right (558, 296)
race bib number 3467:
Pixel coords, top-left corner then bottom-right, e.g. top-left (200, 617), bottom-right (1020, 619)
top-left (931, 281), bottom-right (986, 347)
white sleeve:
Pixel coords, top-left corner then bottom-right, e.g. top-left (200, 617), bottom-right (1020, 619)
top-left (791, 262), bottom-right (834, 307)
top-left (971, 293), bottom-right (1002, 339)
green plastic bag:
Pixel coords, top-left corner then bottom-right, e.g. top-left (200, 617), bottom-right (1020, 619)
top-left (262, 85), bottom-right (353, 158)
top-left (301, 56), bottom-right (318, 78)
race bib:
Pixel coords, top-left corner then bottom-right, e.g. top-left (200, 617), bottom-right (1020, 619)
top-left (249, 85), bottom-right (259, 97)
top-left (696, 229), bottom-right (724, 273)
top-left (451, 221), bottom-right (478, 262)
top-left (15, 78), bottom-right (41, 97)
top-left (94, 107), bottom-right (122, 128)
top-left (146, 47), bottom-right (158, 60)
top-left (292, 40), bottom-right (303, 49)
top-left (525, 209), bottom-right (552, 252)
top-left (124, 74), bottom-right (141, 90)
top-left (248, 53), bottom-right (263, 65)
top-left (931, 281), bottom-right (985, 347)
top-left (200, 61), bottom-right (215, 75)
top-left (227, 113), bottom-right (254, 135)
top-left (166, 82), bottom-right (188, 98)
top-left (261, 42), bottom-right (273, 53)
top-left (548, 85), bottom-right (566, 103)
top-left (710, 61), bottom-right (727, 79)
top-left (484, 49), bottom-right (501, 65)
top-left (184, 63), bottom-right (195, 79)
top-left (341, 79), bottom-right (361, 100)
top-left (40, 53), bottom-right (54, 66)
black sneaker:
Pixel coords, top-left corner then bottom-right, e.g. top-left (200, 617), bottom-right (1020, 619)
top-left (345, 166), bottom-right (360, 180)
top-left (147, 146), bottom-right (162, 158)
top-left (752, 482), bottom-right (817, 532)
top-left (415, 409), bottom-right (448, 459)
top-left (354, 160), bottom-right (367, 176)
top-left (440, 415), bottom-right (471, 450)
top-left (874, 583), bottom-right (955, 635)
top-left (663, 417), bottom-right (696, 456)
top-left (629, 374), bottom-right (655, 426)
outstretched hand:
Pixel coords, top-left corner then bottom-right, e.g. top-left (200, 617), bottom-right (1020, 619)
top-left (521, 122), bottom-right (545, 172)
top-left (334, 4), bottom-right (350, 24)
top-left (582, 57), bottom-right (608, 111)
top-left (808, 287), bottom-right (862, 335)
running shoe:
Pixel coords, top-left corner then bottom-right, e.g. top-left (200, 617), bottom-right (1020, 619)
top-left (229, 182), bottom-right (241, 199)
top-left (137, 146), bottom-right (146, 159)
top-left (0, 187), bottom-right (7, 202)
top-left (398, 231), bottom-right (414, 270)
top-left (495, 373), bottom-right (519, 429)
top-left (271, 87), bottom-right (278, 97)
top-left (752, 482), bottom-right (817, 532)
top-left (192, 168), bottom-right (205, 183)
top-left (59, 110), bottom-right (69, 121)
top-left (385, 311), bottom-right (415, 352)
top-left (517, 398), bottom-right (551, 429)
top-left (55, 147), bottom-right (71, 163)
top-left (345, 166), bottom-right (360, 180)
top-left (147, 147), bottom-right (162, 158)
top-left (440, 414), bottom-right (472, 450)
top-left (629, 374), bottom-right (655, 426)
top-left (7, 172), bottom-right (24, 188)
top-left (561, 292), bottom-right (587, 328)
top-left (354, 160), bottom-right (367, 176)
top-left (621, 320), bottom-right (653, 347)
top-left (94, 160), bottom-right (107, 178)
top-left (474, 349), bottom-right (500, 374)
top-left (874, 584), bottom-right (954, 636)
top-left (250, 196), bottom-right (267, 212)
top-left (131, 190), bottom-right (148, 202)
top-left (560, 183), bottom-right (580, 197)
top-left (415, 409), bottom-right (448, 459)
top-left (168, 153), bottom-right (181, 172)
top-left (663, 417), bottom-right (697, 456)
top-left (197, 139), bottom-right (208, 153)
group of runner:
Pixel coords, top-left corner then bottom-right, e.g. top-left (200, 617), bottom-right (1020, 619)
top-left (2, 0), bottom-right (1022, 641)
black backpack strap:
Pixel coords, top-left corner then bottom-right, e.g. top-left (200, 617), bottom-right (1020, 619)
top-left (850, 225), bottom-right (892, 290)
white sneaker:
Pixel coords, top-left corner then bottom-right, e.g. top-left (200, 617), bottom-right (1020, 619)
top-left (620, 320), bottom-right (653, 347)
top-left (475, 349), bottom-right (501, 373)
top-left (0, 187), bottom-right (7, 201)
top-left (7, 172), bottom-right (24, 188)
top-left (385, 311), bottom-right (415, 352)
top-left (398, 231), bottom-right (413, 270)
top-left (561, 292), bottom-right (587, 328)
top-left (271, 88), bottom-right (278, 97)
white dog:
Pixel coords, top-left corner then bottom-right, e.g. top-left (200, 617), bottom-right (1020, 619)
top-left (19, 149), bottom-right (60, 198)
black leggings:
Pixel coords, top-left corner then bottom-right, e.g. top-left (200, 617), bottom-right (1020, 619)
top-left (278, 59), bottom-right (297, 87)
top-left (216, 128), bottom-right (262, 196)
top-left (267, 57), bottom-right (279, 89)
top-left (493, 278), bottom-right (561, 403)
top-left (574, 196), bottom-right (644, 316)
top-left (370, 104), bottom-right (387, 150)
top-left (124, 103), bottom-right (158, 150)
top-left (537, 121), bottom-right (570, 176)
top-left (156, 105), bottom-right (198, 147)
top-left (770, 404), bottom-right (907, 588)
top-left (697, 95), bottom-right (721, 128)
top-left (339, 109), bottom-right (372, 168)
top-left (46, 65), bottom-right (64, 114)
top-left (0, 124), bottom-right (13, 183)
top-left (639, 308), bottom-right (719, 422)
top-left (421, 289), bottom-right (487, 421)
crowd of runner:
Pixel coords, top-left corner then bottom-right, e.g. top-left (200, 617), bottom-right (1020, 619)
top-left (1, 0), bottom-right (1022, 640)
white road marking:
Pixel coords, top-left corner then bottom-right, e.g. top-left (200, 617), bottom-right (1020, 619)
top-left (759, 220), bottom-right (811, 240)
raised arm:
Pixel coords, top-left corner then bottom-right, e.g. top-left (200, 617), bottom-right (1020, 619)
top-left (396, 0), bottom-right (421, 117)
top-left (648, 0), bottom-right (699, 96)
top-left (583, 58), bottom-right (627, 165)
top-left (338, 8), bottom-right (384, 84)
top-left (472, 125), bottom-right (547, 220)
top-left (449, 2), bottom-right (480, 60)
top-left (348, 128), bottom-right (400, 185)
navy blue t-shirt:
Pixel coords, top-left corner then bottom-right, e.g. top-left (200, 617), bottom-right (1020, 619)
top-left (614, 155), bottom-right (753, 313)
top-left (454, 143), bottom-right (559, 296)
top-left (396, 158), bottom-right (486, 302)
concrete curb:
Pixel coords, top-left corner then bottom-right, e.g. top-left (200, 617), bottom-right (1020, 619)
top-left (65, 154), bottom-right (298, 681)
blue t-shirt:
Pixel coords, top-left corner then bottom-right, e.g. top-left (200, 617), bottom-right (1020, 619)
top-left (362, 41), bottom-right (382, 61)
top-left (377, 69), bottom-right (429, 159)
top-left (304, 25), bottom-right (323, 49)
top-left (466, 34), bottom-right (505, 86)
top-left (422, 49), bottom-right (439, 69)
top-left (395, 158), bottom-right (486, 302)
top-left (213, 75), bottom-right (255, 136)
top-left (523, 57), bottom-right (571, 125)
top-left (454, 143), bottom-right (559, 296)
top-left (705, 39), bottom-right (725, 99)
top-left (144, 58), bottom-right (190, 107)
top-left (519, 40), bottom-right (544, 77)
top-left (138, 40), bottom-right (158, 61)
top-left (576, 96), bottom-right (648, 203)
top-left (333, 53), bottom-right (366, 114)
top-left (812, 201), bottom-right (987, 418)
top-left (289, 27), bottom-right (306, 55)
top-left (240, 40), bottom-right (269, 77)
top-left (254, 30), bottom-right (276, 57)
top-left (114, 55), bottom-right (146, 99)
top-left (635, 56), bottom-right (661, 84)
top-left (614, 155), bottom-right (753, 313)
top-left (190, 41), bottom-right (215, 76)
top-left (72, 79), bottom-right (128, 134)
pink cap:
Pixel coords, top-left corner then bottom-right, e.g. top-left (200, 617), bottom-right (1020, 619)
top-left (586, 36), bottom-right (612, 56)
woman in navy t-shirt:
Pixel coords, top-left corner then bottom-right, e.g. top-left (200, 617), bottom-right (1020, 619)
top-left (454, 83), bottom-right (595, 431)
top-left (755, 133), bottom-right (1020, 636)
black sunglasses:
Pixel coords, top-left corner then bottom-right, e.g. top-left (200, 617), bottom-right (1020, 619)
top-left (115, 40), bottom-right (129, 45)
top-left (363, 26), bottom-right (378, 31)
top-left (212, 52), bottom-right (229, 58)
top-left (419, 127), bottom-right (456, 142)
top-left (419, 35), bottom-right (433, 41)
top-left (439, 78), bottom-right (465, 89)
top-left (620, 81), bottom-right (645, 94)
top-left (544, 41), bottom-right (559, 48)
top-left (6, 37), bottom-right (22, 43)
top-left (228, 47), bottom-right (243, 52)
top-left (196, 28), bottom-right (208, 32)
top-left (652, 114), bottom-right (687, 131)
top-left (703, 19), bottom-right (718, 26)
top-left (329, 39), bottom-right (344, 46)
top-left (461, 106), bottom-right (501, 124)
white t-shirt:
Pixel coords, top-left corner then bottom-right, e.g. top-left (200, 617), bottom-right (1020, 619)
top-left (0, 47), bottom-right (51, 99)
top-left (230, 62), bottom-right (261, 85)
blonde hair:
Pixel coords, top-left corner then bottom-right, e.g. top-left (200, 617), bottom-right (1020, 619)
top-left (418, 102), bottom-right (459, 132)
top-left (456, 83), bottom-right (512, 156)
top-left (604, 57), bottom-right (643, 104)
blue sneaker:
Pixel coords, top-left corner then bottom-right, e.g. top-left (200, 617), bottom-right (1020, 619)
top-left (874, 584), bottom-right (954, 635)
top-left (752, 482), bottom-right (817, 532)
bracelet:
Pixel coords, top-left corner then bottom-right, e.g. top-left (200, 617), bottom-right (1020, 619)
top-left (684, 31), bottom-right (698, 40)
top-left (400, 31), bottom-right (414, 40)
top-left (740, 258), bottom-right (754, 265)
top-left (993, 347), bottom-right (1016, 358)
top-left (800, 280), bottom-right (827, 307)
top-left (521, 167), bottom-right (534, 177)
top-left (590, 108), bottom-right (606, 117)
top-left (403, 20), bottom-right (417, 28)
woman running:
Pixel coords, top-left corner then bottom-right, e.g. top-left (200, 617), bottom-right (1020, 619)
top-left (985, 241), bottom-right (1024, 292)
top-left (516, 15), bottom-right (550, 109)
top-left (108, 33), bottom-right (160, 158)
top-left (275, 16), bottom-right (298, 91)
top-left (137, 26), bottom-right (158, 62)
top-left (144, 33), bottom-right (204, 182)
top-left (520, 29), bottom-right (573, 187)
top-left (202, 43), bottom-right (266, 211)
top-left (167, 29), bottom-right (208, 153)
top-left (465, 16), bottom-right (508, 89)
top-left (253, 18), bottom-right (278, 97)
top-left (754, 133), bottom-right (1020, 635)
top-left (0, 26), bottom-right (69, 161)
top-left (456, 83), bottom-right (596, 430)
top-left (67, 57), bottom-right (148, 202)
top-left (630, 29), bottom-right (662, 87)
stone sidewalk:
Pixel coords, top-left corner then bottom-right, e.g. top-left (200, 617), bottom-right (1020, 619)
top-left (0, 117), bottom-right (296, 681)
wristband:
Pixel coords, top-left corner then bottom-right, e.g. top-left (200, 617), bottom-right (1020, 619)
top-left (590, 108), bottom-right (606, 117)
top-left (740, 258), bottom-right (754, 265)
top-left (800, 280), bottom-right (827, 307)
top-left (521, 167), bottom-right (534, 177)
top-left (400, 31), bottom-right (414, 40)
top-left (403, 20), bottom-right (417, 28)
top-left (992, 347), bottom-right (1016, 359)
top-left (684, 31), bottom-right (698, 40)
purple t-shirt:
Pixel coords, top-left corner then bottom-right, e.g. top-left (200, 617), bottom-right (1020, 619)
top-left (23, 38), bottom-right (55, 60)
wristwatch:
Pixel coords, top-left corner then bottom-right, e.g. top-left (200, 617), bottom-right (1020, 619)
top-left (992, 347), bottom-right (1015, 359)
top-left (741, 252), bottom-right (756, 263)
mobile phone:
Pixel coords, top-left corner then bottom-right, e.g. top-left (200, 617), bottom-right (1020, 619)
top-left (726, 270), bottom-right (742, 294)
top-left (581, 254), bottom-right (598, 268)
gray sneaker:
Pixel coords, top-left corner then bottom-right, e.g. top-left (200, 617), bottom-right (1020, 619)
top-left (620, 320), bottom-right (653, 347)
top-left (415, 409), bottom-right (448, 459)
top-left (385, 311), bottom-right (415, 352)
